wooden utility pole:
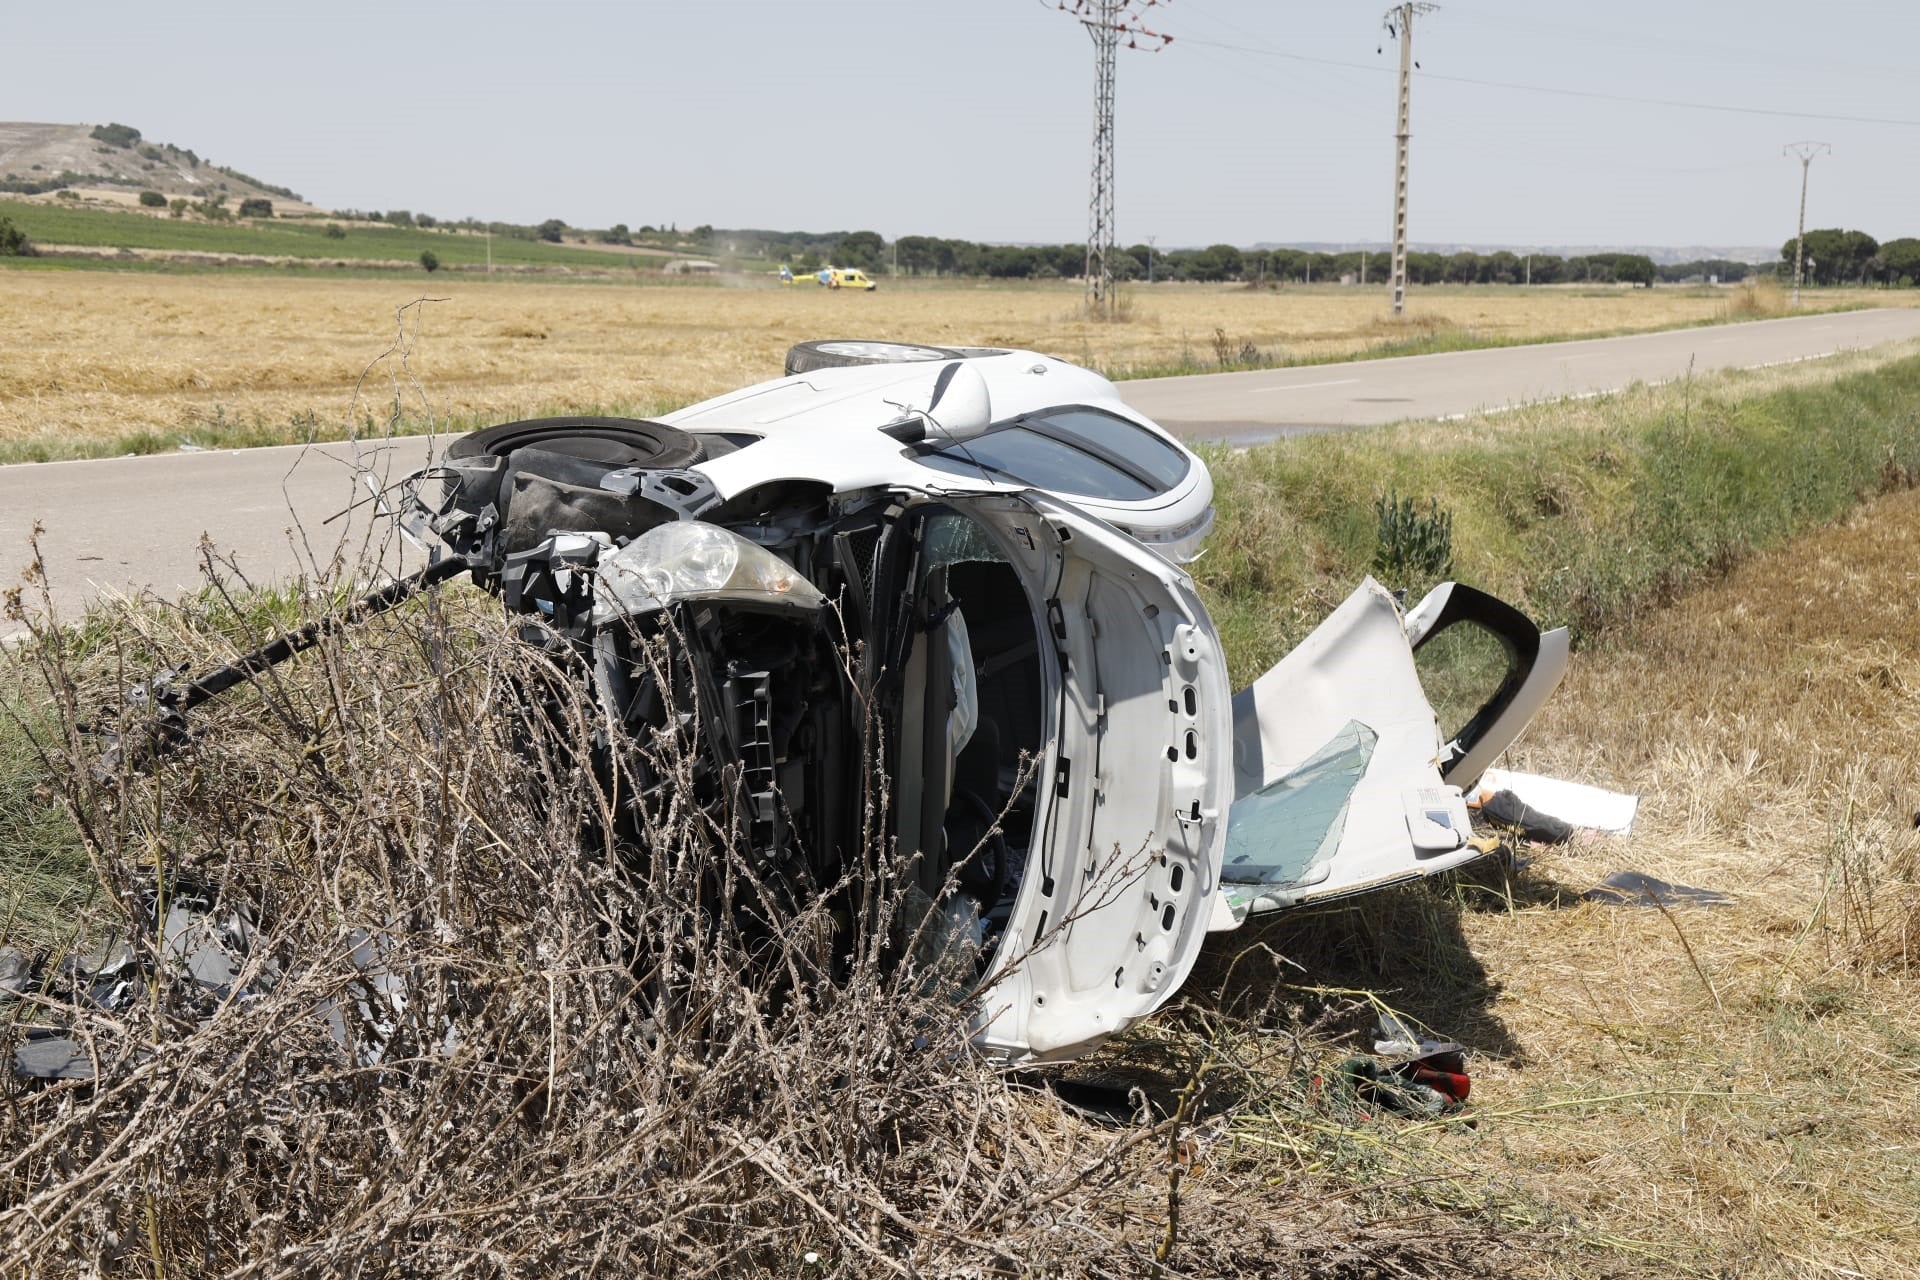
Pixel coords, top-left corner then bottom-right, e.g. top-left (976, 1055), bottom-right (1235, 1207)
top-left (1784, 141), bottom-right (1829, 308)
top-left (1383, 3), bottom-right (1437, 317)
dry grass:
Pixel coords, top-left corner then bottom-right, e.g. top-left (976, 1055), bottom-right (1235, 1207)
top-left (1, 271), bottom-right (1906, 459)
top-left (1412, 485), bottom-right (1920, 1276)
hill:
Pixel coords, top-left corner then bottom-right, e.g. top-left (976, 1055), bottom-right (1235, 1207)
top-left (0, 121), bottom-right (309, 210)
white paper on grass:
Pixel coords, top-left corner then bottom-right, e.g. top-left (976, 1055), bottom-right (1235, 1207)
top-left (1477, 768), bottom-right (1638, 834)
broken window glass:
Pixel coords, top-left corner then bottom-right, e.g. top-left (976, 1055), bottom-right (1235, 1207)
top-left (1220, 720), bottom-right (1377, 888)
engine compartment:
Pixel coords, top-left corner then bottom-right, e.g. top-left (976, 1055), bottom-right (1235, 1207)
top-left (412, 415), bottom-right (1050, 970)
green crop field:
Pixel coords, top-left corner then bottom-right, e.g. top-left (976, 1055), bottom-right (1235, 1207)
top-left (0, 199), bottom-right (627, 268)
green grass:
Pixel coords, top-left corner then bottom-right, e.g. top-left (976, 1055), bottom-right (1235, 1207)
top-left (1197, 352), bottom-right (1920, 685)
top-left (0, 199), bottom-right (631, 269)
top-left (0, 692), bottom-right (92, 950)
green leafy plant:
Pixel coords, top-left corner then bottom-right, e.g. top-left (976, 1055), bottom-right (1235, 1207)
top-left (419, 249), bottom-right (440, 273)
top-left (1371, 490), bottom-right (1454, 586)
top-left (138, 190), bottom-right (166, 208)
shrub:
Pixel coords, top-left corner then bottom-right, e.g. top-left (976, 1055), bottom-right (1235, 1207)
top-left (168, 197), bottom-right (188, 218)
top-left (237, 197), bottom-right (273, 218)
top-left (88, 122), bottom-right (141, 148)
top-left (0, 216), bottom-right (34, 256)
top-left (386, 209), bottom-right (415, 228)
top-left (415, 213), bottom-right (437, 228)
top-left (0, 590), bottom-right (1318, 1279)
top-left (419, 249), bottom-right (440, 272)
top-left (138, 189), bottom-right (166, 207)
top-left (1371, 491), bottom-right (1455, 588)
top-left (538, 218), bottom-right (566, 243)
top-left (323, 223), bottom-right (345, 239)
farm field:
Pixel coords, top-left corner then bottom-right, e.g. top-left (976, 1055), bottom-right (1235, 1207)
top-left (0, 197), bottom-right (631, 269)
top-left (0, 268), bottom-right (1908, 461)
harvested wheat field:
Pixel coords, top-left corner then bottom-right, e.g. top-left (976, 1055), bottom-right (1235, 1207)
top-left (1327, 487), bottom-right (1920, 1275)
top-left (0, 269), bottom-right (1903, 461)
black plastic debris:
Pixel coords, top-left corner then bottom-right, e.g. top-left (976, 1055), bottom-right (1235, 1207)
top-left (0, 944), bottom-right (31, 995)
top-left (13, 1036), bottom-right (93, 1082)
top-left (4, 882), bottom-right (265, 1081)
top-left (1477, 789), bottom-right (1574, 844)
top-left (1582, 871), bottom-right (1733, 909)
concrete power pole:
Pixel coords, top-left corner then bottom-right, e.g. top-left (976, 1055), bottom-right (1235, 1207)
top-left (1382, 3), bottom-right (1437, 318)
top-left (1058, 1), bottom-right (1170, 319)
top-left (1784, 141), bottom-right (1830, 308)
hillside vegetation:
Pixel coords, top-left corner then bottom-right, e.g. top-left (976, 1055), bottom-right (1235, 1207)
top-left (0, 121), bottom-right (297, 204)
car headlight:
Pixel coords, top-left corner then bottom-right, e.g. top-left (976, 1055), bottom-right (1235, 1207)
top-left (592, 521), bottom-right (825, 621)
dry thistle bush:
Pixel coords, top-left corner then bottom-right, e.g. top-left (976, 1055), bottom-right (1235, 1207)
top-left (1, 563), bottom-right (1536, 1279)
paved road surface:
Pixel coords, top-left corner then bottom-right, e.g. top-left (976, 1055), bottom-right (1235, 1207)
top-left (5, 308), bottom-right (1917, 637)
top-left (1117, 307), bottom-right (1920, 439)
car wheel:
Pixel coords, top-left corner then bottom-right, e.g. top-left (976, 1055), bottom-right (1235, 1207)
top-left (447, 415), bottom-right (705, 469)
top-left (784, 339), bottom-right (966, 378)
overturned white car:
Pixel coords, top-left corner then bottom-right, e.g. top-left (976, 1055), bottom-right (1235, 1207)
top-left (398, 341), bottom-right (1567, 1063)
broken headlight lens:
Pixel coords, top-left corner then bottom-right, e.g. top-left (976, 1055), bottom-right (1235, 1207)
top-left (592, 521), bottom-right (825, 621)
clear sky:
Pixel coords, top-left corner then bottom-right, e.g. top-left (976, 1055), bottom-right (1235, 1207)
top-left (6, 1), bottom-right (1916, 250)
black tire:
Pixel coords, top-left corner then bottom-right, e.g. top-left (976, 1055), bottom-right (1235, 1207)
top-left (447, 415), bottom-right (704, 470)
top-left (784, 339), bottom-right (967, 378)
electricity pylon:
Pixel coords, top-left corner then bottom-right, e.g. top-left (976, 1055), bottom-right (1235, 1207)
top-left (1057, 1), bottom-right (1171, 318)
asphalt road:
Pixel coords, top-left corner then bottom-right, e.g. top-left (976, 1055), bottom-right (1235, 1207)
top-left (1116, 306), bottom-right (1920, 439)
top-left (4, 308), bottom-right (1917, 637)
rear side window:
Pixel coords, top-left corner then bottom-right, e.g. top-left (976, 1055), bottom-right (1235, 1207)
top-left (915, 407), bottom-right (1189, 501)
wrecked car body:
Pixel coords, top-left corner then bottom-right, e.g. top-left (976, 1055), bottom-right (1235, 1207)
top-left (387, 343), bottom-right (1569, 1062)
top-left (18, 343), bottom-right (1567, 1072)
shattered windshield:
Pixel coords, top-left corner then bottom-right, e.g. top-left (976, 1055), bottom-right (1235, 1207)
top-left (921, 512), bottom-right (1011, 568)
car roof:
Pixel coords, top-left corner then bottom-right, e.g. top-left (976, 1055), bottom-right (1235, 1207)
top-left (661, 351), bottom-right (1140, 502)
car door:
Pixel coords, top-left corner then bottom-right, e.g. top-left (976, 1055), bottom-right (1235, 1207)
top-left (1209, 578), bottom-right (1568, 929)
top-left (934, 491), bottom-right (1233, 1062)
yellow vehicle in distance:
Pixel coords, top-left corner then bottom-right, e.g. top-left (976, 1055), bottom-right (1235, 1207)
top-left (779, 265), bottom-right (878, 291)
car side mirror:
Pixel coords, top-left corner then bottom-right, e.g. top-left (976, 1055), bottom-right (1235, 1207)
top-left (924, 362), bottom-right (992, 441)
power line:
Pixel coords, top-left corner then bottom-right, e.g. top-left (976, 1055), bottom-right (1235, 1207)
top-left (1175, 34), bottom-right (1920, 127)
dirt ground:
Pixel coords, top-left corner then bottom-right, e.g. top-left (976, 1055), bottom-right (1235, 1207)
top-left (1, 270), bottom-right (1905, 458)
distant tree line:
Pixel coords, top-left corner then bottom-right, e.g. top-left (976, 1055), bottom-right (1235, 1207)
top-left (1777, 229), bottom-right (1920, 286)
top-left (732, 230), bottom-right (1674, 287)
